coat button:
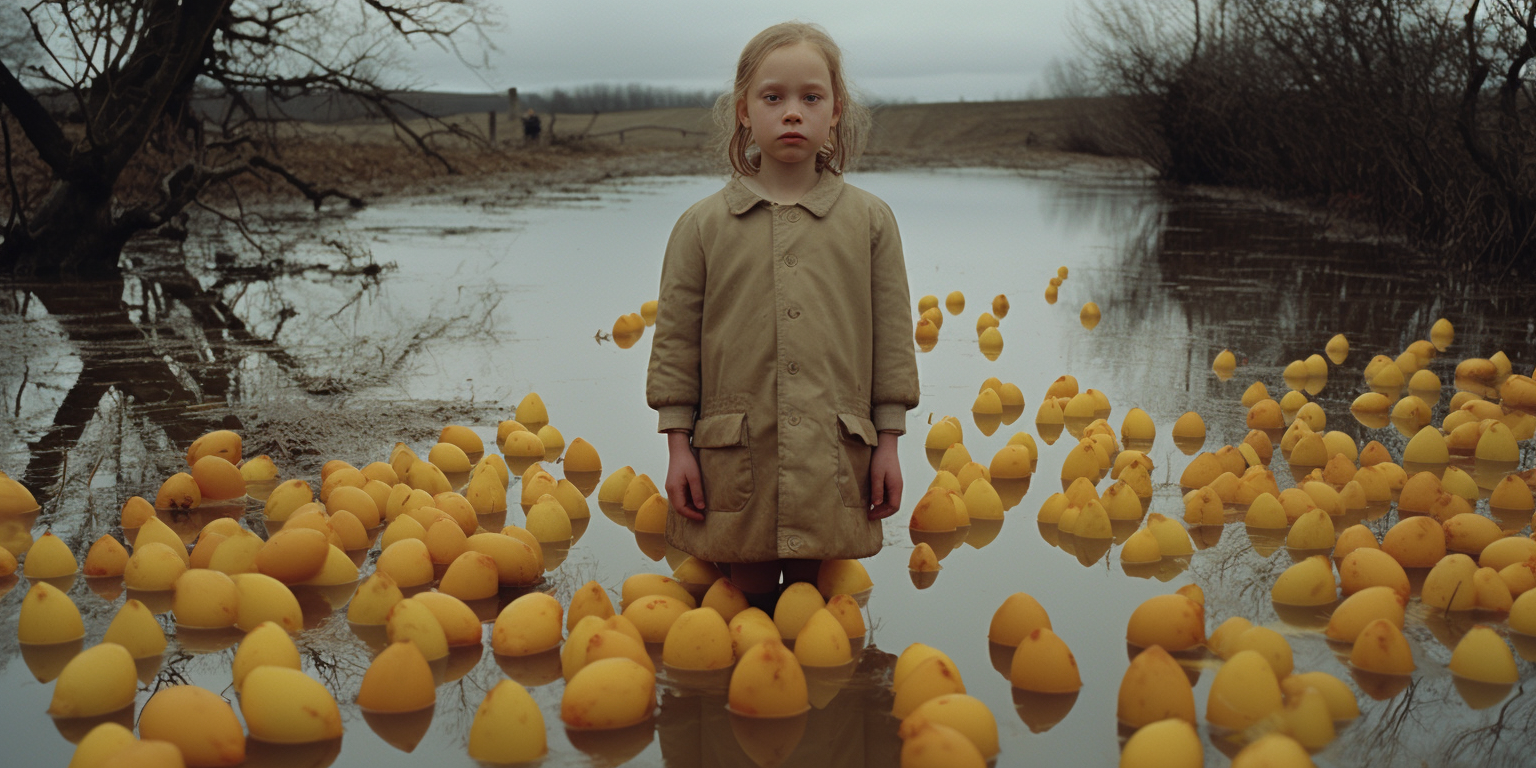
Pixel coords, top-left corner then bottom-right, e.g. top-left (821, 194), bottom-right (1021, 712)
top-left (787, 308), bottom-right (800, 319)
top-left (785, 254), bottom-right (798, 267)
top-left (787, 362), bottom-right (800, 375)
top-left (788, 414), bottom-right (801, 426)
top-left (786, 210), bottom-right (802, 223)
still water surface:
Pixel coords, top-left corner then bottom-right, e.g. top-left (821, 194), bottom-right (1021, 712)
top-left (1, 167), bottom-right (1534, 766)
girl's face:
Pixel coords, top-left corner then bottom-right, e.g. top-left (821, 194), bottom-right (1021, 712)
top-left (737, 42), bottom-right (841, 171)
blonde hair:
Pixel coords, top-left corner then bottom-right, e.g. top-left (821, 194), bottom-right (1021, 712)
top-left (712, 22), bottom-right (871, 177)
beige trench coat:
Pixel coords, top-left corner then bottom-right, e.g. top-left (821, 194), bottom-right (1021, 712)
top-left (646, 171), bottom-right (921, 563)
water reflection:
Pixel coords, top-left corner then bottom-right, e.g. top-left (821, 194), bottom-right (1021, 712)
top-left (0, 169), bottom-right (1534, 766)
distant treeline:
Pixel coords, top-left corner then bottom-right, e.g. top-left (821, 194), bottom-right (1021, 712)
top-left (1072, 0), bottom-right (1536, 270)
top-left (520, 83), bottom-right (721, 114)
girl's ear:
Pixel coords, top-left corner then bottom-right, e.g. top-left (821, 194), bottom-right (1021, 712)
top-left (737, 98), bottom-right (750, 128)
top-left (831, 99), bottom-right (841, 127)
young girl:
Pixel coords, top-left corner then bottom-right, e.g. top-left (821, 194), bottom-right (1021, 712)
top-left (646, 22), bottom-right (920, 601)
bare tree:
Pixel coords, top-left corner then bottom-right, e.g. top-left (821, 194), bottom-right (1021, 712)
top-left (0, 0), bottom-right (490, 278)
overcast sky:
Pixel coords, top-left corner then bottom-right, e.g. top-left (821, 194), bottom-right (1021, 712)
top-left (398, 1), bottom-right (1083, 103)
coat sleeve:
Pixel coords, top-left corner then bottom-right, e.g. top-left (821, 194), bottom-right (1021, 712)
top-left (869, 200), bottom-right (921, 433)
top-left (646, 207), bottom-right (706, 432)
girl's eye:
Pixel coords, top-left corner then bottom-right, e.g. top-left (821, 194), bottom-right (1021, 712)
top-left (764, 94), bottom-right (780, 102)
top-left (805, 94), bottom-right (820, 103)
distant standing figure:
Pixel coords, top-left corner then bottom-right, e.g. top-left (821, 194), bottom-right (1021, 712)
top-left (522, 110), bottom-right (541, 142)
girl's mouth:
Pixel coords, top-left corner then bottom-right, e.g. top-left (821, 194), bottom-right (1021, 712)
top-left (780, 132), bottom-right (806, 143)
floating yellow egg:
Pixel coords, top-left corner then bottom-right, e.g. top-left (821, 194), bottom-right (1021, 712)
top-left (1206, 649), bottom-right (1283, 730)
top-left (1212, 349), bottom-right (1237, 374)
top-left (662, 607), bottom-right (735, 670)
top-left (139, 684), bottom-right (246, 765)
top-left (357, 640), bottom-right (436, 712)
top-left (191, 456), bottom-right (245, 500)
top-left (900, 723), bottom-right (987, 768)
top-left (1126, 594), bottom-right (1204, 651)
top-left (794, 608), bottom-right (852, 667)
top-left (102, 599), bottom-right (166, 659)
top-left (255, 526), bottom-right (328, 584)
top-left (233, 667), bottom-right (342, 747)
top-left (1120, 718), bottom-right (1202, 768)
top-left (1448, 626), bottom-right (1518, 683)
top-left (48, 642), bottom-right (136, 718)
top-left (1270, 555), bottom-right (1337, 606)
top-left (1118, 645), bottom-right (1196, 727)
top-left (1381, 515), bottom-right (1445, 568)
top-left (1080, 301), bottom-right (1101, 329)
top-left (1170, 411), bottom-right (1205, 440)
top-left (1350, 619), bottom-right (1415, 674)
top-left (899, 693), bottom-right (1000, 760)
top-left (893, 655), bottom-right (966, 719)
top-left (910, 542), bottom-right (942, 572)
top-left (18, 581), bottom-right (84, 644)
top-left (492, 592), bottom-right (564, 656)
top-left (945, 290), bottom-right (965, 314)
top-left (1010, 627), bottom-right (1081, 693)
top-left (412, 591), bottom-right (483, 647)
top-left (172, 568), bottom-right (239, 629)
top-left (815, 559), bottom-right (873, 599)
top-left (23, 531), bottom-right (78, 579)
top-left (231, 621), bottom-right (301, 693)
top-left (978, 327), bottom-right (1003, 359)
top-left (1325, 586), bottom-right (1406, 643)
top-left (439, 550), bottom-right (499, 601)
top-left (561, 657), bottom-right (657, 728)
top-left (68, 722), bottom-right (139, 768)
top-left (231, 573), bottom-right (302, 633)
top-left (469, 680), bottom-right (547, 763)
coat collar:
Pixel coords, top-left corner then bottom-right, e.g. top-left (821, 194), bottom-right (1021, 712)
top-left (725, 171), bottom-right (845, 218)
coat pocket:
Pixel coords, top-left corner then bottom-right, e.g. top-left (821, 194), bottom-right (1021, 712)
top-left (694, 412), bottom-right (753, 513)
top-left (836, 413), bottom-right (878, 509)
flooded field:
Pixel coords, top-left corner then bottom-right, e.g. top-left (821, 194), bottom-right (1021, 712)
top-left (1, 166), bottom-right (1535, 767)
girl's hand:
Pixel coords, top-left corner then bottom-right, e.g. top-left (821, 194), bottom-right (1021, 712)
top-left (868, 433), bottom-right (902, 520)
top-left (666, 431), bottom-right (707, 521)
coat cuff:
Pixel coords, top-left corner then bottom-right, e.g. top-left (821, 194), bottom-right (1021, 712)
top-left (656, 405), bottom-right (697, 433)
top-left (872, 403), bottom-right (909, 434)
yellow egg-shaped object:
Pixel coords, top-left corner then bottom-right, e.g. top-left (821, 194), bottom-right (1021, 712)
top-left (536, 425), bottom-right (566, 456)
top-left (900, 722), bottom-right (987, 768)
top-left (1381, 515), bottom-right (1445, 568)
top-left (1126, 594), bottom-right (1205, 651)
top-left (893, 655), bottom-right (966, 719)
top-left (492, 592), bottom-right (564, 656)
top-left (813, 558), bottom-right (873, 600)
top-left (1443, 513), bottom-right (1503, 555)
top-left (559, 438), bottom-right (603, 476)
top-left (988, 592), bottom-right (1052, 646)
top-left (1402, 425), bottom-right (1449, 464)
top-left (944, 290), bottom-right (965, 314)
top-left (172, 568), bottom-right (239, 628)
top-left (1482, 537), bottom-right (1536, 570)
top-left (513, 391), bottom-right (549, 429)
top-left (1229, 626), bottom-right (1294, 678)
top-left (379, 515), bottom-right (427, 551)
top-left (1212, 348), bottom-right (1237, 374)
top-left (909, 487), bottom-right (959, 532)
top-left (405, 460), bottom-right (452, 496)
top-left (231, 573), bottom-right (302, 633)
top-left (914, 317), bottom-right (939, 345)
top-left (1509, 589), bottom-right (1536, 634)
top-left (1140, 515), bottom-right (1190, 559)
top-left (1080, 301), bottom-right (1102, 329)
top-left (1120, 718), bottom-right (1203, 768)
top-left (1245, 492), bottom-right (1287, 529)
top-left (99, 740), bottom-right (186, 768)
top-left (624, 593), bottom-right (693, 644)
top-left (1488, 476), bottom-right (1534, 512)
top-left (793, 608), bottom-right (852, 668)
top-left (564, 581), bottom-right (618, 631)
top-left (729, 607), bottom-right (781, 659)
top-left (562, 616), bottom-right (607, 681)
top-left (1339, 548), bottom-right (1408, 598)
top-left (561, 657), bottom-right (656, 729)
top-left (357, 640), bottom-right (435, 712)
top-left (898, 693), bottom-right (1000, 759)
top-left (261, 479), bottom-right (312, 522)
top-left (662, 607), bottom-right (735, 670)
top-left (438, 550), bottom-right (499, 601)
top-left (1209, 616), bottom-right (1254, 658)
top-left (1281, 685), bottom-right (1336, 750)
top-left (1117, 645), bottom-right (1196, 727)
top-left (771, 582), bottom-right (827, 640)
top-left (191, 456), bottom-right (245, 501)
top-left (1271, 555), bottom-right (1337, 606)
top-left (583, 629), bottom-right (655, 673)
top-left (19, 581), bottom-right (85, 644)
top-left (22, 531), bottom-right (77, 578)
top-left (102, 599), bottom-right (166, 659)
top-left (48, 642), bottom-right (137, 718)
top-left (1350, 619), bottom-right (1415, 674)
top-left (118, 495), bottom-right (156, 529)
top-left (619, 473), bottom-right (660, 513)
top-left (346, 572), bottom-right (403, 626)
top-left (989, 293), bottom-right (1010, 319)
top-left (1285, 509), bottom-right (1335, 550)
top-left (424, 517), bottom-right (468, 565)
top-left (185, 430), bottom-right (241, 467)
top-left (819, 593), bottom-right (865, 641)
top-left (916, 294), bottom-right (939, 314)
top-left (469, 680), bottom-right (547, 763)
top-left (924, 420), bottom-right (963, 451)
top-left (894, 643), bottom-right (952, 689)
top-left (1119, 528), bottom-right (1162, 563)
top-left (255, 527), bottom-right (327, 585)
top-left (376, 538), bottom-right (434, 588)
top-left (138, 685), bottom-right (246, 764)
top-left (1009, 627), bottom-right (1081, 693)
top-left (1325, 586), bottom-right (1406, 643)
top-left (700, 578), bottom-right (750, 624)
top-left (239, 666), bottom-right (343, 744)
top-left (411, 591), bottom-right (483, 647)
top-left (939, 443), bottom-right (974, 475)
top-left (1170, 411), bottom-right (1205, 440)
top-left (1280, 672), bottom-right (1359, 721)
top-left (672, 556), bottom-right (724, 589)
top-left (1422, 554), bottom-right (1478, 611)
top-left (134, 517), bottom-right (189, 565)
top-left (385, 597), bottom-right (449, 661)
top-left (1206, 649), bottom-right (1283, 730)
top-left (231, 621), bottom-right (301, 694)
top-left (436, 424), bottom-right (484, 455)
top-left (1475, 421), bottom-right (1520, 462)
top-left (633, 492), bottom-right (668, 534)
top-left (978, 327), bottom-right (1004, 359)
top-left (621, 573), bottom-right (697, 609)
top-left (68, 722), bottom-right (139, 768)
top-left (1448, 625), bottom-right (1518, 683)
top-left (155, 472), bottom-right (202, 510)
top-left (986, 445), bottom-right (1033, 481)
top-left (910, 542), bottom-right (942, 572)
